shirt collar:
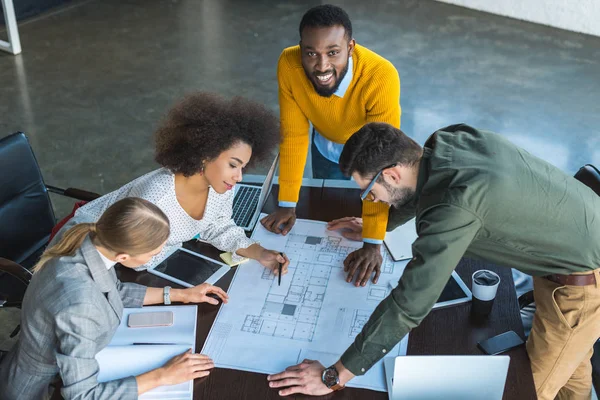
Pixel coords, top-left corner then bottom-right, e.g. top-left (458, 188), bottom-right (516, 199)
top-left (96, 247), bottom-right (117, 270)
top-left (80, 236), bottom-right (117, 293)
top-left (333, 55), bottom-right (353, 98)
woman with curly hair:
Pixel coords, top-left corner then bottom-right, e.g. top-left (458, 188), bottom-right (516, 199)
top-left (52, 92), bottom-right (289, 274)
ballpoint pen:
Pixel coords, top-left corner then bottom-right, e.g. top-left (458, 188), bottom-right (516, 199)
top-left (278, 252), bottom-right (284, 286)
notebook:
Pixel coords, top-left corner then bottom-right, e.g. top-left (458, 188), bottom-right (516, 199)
top-left (96, 305), bottom-right (197, 400)
top-left (384, 218), bottom-right (418, 261)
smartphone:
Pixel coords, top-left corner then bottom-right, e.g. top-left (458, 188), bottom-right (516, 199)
top-left (127, 311), bottom-right (174, 328)
top-left (478, 330), bottom-right (525, 355)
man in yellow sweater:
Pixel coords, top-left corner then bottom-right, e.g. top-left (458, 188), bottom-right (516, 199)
top-left (261, 4), bottom-right (401, 286)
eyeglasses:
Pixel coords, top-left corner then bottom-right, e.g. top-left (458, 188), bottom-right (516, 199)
top-left (360, 164), bottom-right (397, 201)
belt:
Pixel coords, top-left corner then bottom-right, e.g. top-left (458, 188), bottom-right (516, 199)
top-left (544, 273), bottom-right (596, 286)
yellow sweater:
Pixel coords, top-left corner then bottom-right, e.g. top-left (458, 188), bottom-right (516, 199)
top-left (277, 44), bottom-right (401, 241)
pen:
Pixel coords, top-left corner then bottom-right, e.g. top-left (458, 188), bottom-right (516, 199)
top-left (278, 252), bottom-right (284, 286)
top-left (132, 342), bottom-right (176, 345)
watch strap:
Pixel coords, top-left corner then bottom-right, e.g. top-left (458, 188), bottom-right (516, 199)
top-left (163, 286), bottom-right (171, 305)
top-left (322, 365), bottom-right (345, 391)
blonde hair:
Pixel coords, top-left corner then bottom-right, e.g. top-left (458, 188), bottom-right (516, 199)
top-left (33, 197), bottom-right (170, 273)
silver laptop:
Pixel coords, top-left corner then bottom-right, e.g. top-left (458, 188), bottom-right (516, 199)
top-left (384, 355), bottom-right (510, 400)
top-left (232, 153), bottom-right (279, 231)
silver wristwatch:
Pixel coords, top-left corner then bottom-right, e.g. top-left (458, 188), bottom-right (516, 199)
top-left (163, 286), bottom-right (171, 305)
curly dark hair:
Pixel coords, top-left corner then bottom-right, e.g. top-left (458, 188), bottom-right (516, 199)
top-left (154, 92), bottom-right (279, 177)
top-left (299, 4), bottom-right (353, 41)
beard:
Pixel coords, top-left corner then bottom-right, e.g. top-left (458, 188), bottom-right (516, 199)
top-left (382, 180), bottom-right (416, 208)
top-left (305, 58), bottom-right (350, 98)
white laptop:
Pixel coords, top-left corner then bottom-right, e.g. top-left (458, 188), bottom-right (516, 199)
top-left (384, 355), bottom-right (510, 400)
top-left (232, 153), bottom-right (279, 231)
top-left (384, 218), bottom-right (418, 261)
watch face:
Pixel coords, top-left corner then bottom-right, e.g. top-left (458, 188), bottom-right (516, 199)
top-left (322, 367), bottom-right (339, 388)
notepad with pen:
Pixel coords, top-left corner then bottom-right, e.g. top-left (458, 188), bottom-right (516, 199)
top-left (95, 305), bottom-right (197, 399)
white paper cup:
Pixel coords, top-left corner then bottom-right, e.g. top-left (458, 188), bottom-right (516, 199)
top-left (471, 270), bottom-right (501, 317)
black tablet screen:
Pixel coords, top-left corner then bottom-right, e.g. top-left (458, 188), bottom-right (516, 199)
top-left (154, 250), bottom-right (224, 286)
top-left (437, 274), bottom-right (468, 303)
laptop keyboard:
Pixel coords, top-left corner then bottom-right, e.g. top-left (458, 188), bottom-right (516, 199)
top-left (233, 186), bottom-right (261, 228)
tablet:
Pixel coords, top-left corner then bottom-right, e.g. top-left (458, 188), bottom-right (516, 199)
top-left (149, 248), bottom-right (230, 288)
top-left (433, 271), bottom-right (473, 309)
top-left (389, 270), bottom-right (472, 309)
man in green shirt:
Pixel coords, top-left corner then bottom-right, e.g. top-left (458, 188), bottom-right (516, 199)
top-left (267, 122), bottom-right (600, 400)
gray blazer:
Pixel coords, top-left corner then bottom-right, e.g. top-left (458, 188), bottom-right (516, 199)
top-left (0, 236), bottom-right (147, 400)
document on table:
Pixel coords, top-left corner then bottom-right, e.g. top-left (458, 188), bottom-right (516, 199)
top-left (384, 218), bottom-right (418, 261)
top-left (202, 216), bottom-right (409, 392)
top-left (96, 305), bottom-right (197, 400)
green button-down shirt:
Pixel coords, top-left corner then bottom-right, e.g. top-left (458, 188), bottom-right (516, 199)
top-left (340, 123), bottom-right (600, 375)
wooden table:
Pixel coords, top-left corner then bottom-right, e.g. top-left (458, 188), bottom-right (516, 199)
top-left (117, 185), bottom-right (536, 399)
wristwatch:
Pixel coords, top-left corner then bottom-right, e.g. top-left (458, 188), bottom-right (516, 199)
top-left (322, 365), bottom-right (344, 391)
top-left (163, 286), bottom-right (171, 305)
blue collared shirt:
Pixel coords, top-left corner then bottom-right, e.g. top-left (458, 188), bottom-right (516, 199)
top-left (313, 55), bottom-right (353, 164)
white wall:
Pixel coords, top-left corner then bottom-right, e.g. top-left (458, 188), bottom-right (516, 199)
top-left (436, 0), bottom-right (600, 37)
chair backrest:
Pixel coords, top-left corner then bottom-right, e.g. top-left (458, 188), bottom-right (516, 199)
top-left (574, 164), bottom-right (600, 196)
top-left (0, 132), bottom-right (55, 266)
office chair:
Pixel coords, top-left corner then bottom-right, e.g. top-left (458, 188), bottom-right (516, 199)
top-left (0, 257), bottom-right (32, 359)
top-left (0, 132), bottom-right (100, 347)
top-left (0, 132), bottom-right (100, 269)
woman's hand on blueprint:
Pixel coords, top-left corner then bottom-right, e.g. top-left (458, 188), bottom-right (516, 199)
top-left (327, 216), bottom-right (363, 241)
top-left (267, 359), bottom-right (333, 396)
top-left (258, 249), bottom-right (290, 275)
top-left (176, 283), bottom-right (229, 305)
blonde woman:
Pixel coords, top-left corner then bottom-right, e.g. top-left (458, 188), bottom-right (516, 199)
top-left (0, 198), bottom-right (227, 400)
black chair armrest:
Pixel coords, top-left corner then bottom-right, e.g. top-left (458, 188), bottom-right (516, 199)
top-left (518, 290), bottom-right (535, 310)
top-left (46, 185), bottom-right (100, 202)
top-left (0, 258), bottom-right (33, 286)
top-left (574, 164), bottom-right (600, 196)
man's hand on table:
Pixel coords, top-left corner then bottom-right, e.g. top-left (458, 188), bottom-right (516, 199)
top-left (267, 359), bottom-right (355, 396)
top-left (344, 243), bottom-right (383, 287)
top-left (260, 206), bottom-right (297, 235)
top-left (327, 216), bottom-right (363, 241)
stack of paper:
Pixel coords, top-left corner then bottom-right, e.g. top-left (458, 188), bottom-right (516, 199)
top-left (384, 218), bottom-right (418, 261)
top-left (96, 305), bottom-right (197, 400)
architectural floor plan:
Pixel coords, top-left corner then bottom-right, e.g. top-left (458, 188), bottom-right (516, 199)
top-left (202, 216), bottom-right (409, 392)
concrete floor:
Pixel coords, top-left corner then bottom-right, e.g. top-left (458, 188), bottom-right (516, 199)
top-left (1, 0), bottom-right (600, 379)
top-left (1, 0), bottom-right (599, 218)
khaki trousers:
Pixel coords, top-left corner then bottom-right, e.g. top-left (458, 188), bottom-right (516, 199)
top-left (527, 269), bottom-right (600, 400)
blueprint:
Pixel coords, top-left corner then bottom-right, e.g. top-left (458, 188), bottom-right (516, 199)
top-left (201, 216), bottom-right (410, 392)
